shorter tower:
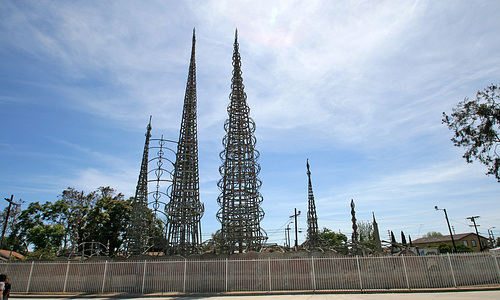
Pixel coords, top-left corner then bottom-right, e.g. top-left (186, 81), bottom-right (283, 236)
top-left (126, 118), bottom-right (153, 255)
top-left (303, 159), bottom-right (327, 250)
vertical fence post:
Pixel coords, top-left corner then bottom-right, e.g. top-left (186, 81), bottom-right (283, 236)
top-left (183, 258), bottom-right (187, 293)
top-left (311, 256), bottom-right (316, 291)
top-left (141, 260), bottom-right (147, 294)
top-left (401, 255), bottom-right (410, 290)
top-left (446, 253), bottom-right (457, 288)
top-left (26, 261), bottom-right (34, 294)
top-left (356, 256), bottom-right (363, 291)
top-left (63, 260), bottom-right (70, 293)
top-left (101, 260), bottom-right (108, 294)
top-left (491, 253), bottom-right (500, 284)
top-left (268, 258), bottom-right (272, 291)
top-left (225, 258), bottom-right (229, 292)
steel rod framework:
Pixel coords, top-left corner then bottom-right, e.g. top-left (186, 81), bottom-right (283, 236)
top-left (125, 121), bottom-right (176, 255)
top-left (166, 29), bottom-right (204, 255)
top-left (303, 160), bottom-right (328, 250)
top-left (215, 29), bottom-right (266, 253)
top-left (126, 118), bottom-right (153, 255)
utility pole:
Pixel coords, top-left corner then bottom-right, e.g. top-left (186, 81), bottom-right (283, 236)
top-left (467, 216), bottom-right (482, 251)
top-left (1, 195), bottom-right (19, 249)
top-left (290, 208), bottom-right (301, 250)
top-left (435, 206), bottom-right (457, 252)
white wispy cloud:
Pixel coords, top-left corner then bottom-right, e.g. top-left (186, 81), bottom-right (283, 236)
top-left (2, 0), bottom-right (500, 242)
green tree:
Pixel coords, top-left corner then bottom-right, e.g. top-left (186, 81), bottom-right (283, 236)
top-left (357, 221), bottom-right (374, 243)
top-left (422, 231), bottom-right (443, 238)
top-left (58, 187), bottom-right (98, 250)
top-left (0, 197), bottom-right (25, 250)
top-left (318, 228), bottom-right (347, 247)
top-left (437, 242), bottom-right (453, 253)
top-left (9, 202), bottom-right (45, 253)
top-left (443, 83), bottom-right (500, 181)
top-left (432, 242), bottom-right (473, 253)
top-left (82, 193), bottom-right (132, 256)
top-left (27, 224), bottom-right (66, 252)
top-left (7, 186), bottom-right (164, 258)
top-left (456, 244), bottom-right (474, 253)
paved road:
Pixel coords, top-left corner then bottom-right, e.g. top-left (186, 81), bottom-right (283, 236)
top-left (10, 290), bottom-right (500, 300)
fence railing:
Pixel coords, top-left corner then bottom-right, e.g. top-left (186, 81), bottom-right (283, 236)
top-left (1, 253), bottom-right (499, 294)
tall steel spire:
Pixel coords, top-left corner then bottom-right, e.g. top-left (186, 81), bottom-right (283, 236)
top-left (303, 159), bottom-right (324, 249)
top-left (127, 117), bottom-right (152, 255)
top-left (216, 29), bottom-right (267, 253)
top-left (166, 29), bottom-right (204, 255)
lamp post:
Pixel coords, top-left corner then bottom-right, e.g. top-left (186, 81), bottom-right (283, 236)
top-left (488, 227), bottom-right (496, 247)
top-left (435, 206), bottom-right (457, 252)
top-left (285, 222), bottom-right (292, 248)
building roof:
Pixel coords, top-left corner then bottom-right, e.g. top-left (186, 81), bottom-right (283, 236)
top-left (0, 249), bottom-right (25, 261)
top-left (412, 232), bottom-right (486, 245)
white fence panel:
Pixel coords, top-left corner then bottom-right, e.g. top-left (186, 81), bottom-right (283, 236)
top-left (1, 253), bottom-right (499, 294)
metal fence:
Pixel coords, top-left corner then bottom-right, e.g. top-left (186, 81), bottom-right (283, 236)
top-left (1, 253), bottom-right (499, 294)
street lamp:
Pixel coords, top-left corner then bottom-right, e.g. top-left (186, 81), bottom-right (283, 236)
top-left (290, 208), bottom-right (301, 251)
top-left (435, 206), bottom-right (457, 252)
top-left (488, 227), bottom-right (496, 247)
top-left (285, 221), bottom-right (293, 248)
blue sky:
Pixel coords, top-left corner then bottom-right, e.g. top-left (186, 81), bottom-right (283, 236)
top-left (1, 0), bottom-right (500, 245)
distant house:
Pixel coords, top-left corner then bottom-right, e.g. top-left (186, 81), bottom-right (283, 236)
top-left (0, 249), bottom-right (24, 261)
top-left (412, 233), bottom-right (489, 252)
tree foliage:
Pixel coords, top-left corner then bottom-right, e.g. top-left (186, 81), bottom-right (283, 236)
top-left (27, 224), bottom-right (66, 251)
top-left (422, 231), bottom-right (443, 238)
top-left (443, 83), bottom-right (500, 181)
top-left (0, 197), bottom-right (24, 236)
top-left (318, 228), bottom-right (347, 247)
top-left (6, 186), bottom-right (163, 259)
top-left (81, 193), bottom-right (132, 256)
top-left (357, 221), bottom-right (374, 243)
top-left (431, 242), bottom-right (473, 253)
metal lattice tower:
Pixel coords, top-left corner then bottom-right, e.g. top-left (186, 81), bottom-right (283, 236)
top-left (303, 159), bottom-right (326, 250)
top-left (127, 117), bottom-right (153, 255)
top-left (166, 29), bottom-right (204, 255)
top-left (216, 30), bottom-right (267, 253)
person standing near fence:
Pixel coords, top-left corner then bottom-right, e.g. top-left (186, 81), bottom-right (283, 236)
top-left (2, 278), bottom-right (10, 300)
top-left (0, 273), bottom-right (6, 300)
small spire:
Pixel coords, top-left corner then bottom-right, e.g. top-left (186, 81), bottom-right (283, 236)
top-left (306, 159), bottom-right (310, 175)
top-left (235, 28), bottom-right (238, 41)
top-left (146, 116), bottom-right (152, 137)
